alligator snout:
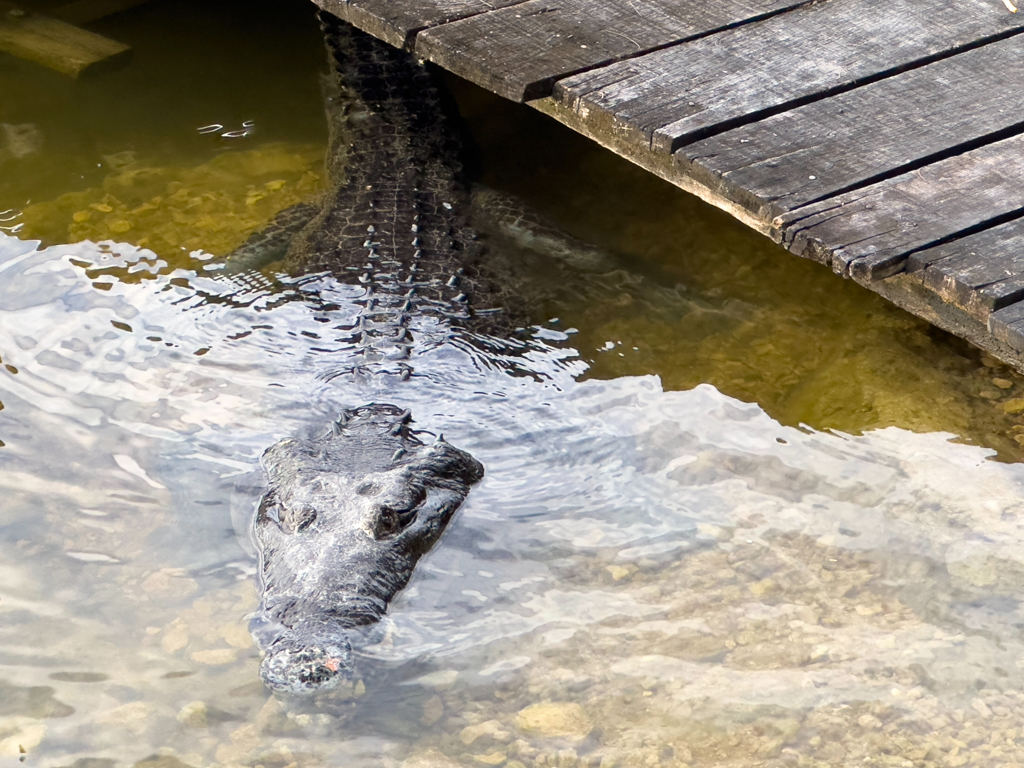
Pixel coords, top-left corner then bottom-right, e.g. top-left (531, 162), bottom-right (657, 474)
top-left (259, 629), bottom-right (354, 695)
top-left (252, 404), bottom-right (483, 695)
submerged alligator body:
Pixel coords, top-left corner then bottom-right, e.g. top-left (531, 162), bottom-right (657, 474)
top-left (244, 14), bottom-right (507, 696)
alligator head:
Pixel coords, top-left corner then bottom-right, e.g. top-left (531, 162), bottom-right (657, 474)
top-left (252, 403), bottom-right (484, 695)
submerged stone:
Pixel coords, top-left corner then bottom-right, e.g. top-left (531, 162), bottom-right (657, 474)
top-left (460, 719), bottom-right (512, 746)
top-left (0, 681), bottom-right (74, 719)
top-left (421, 695), bottom-right (444, 726)
top-left (401, 749), bottom-right (463, 768)
top-left (514, 702), bottom-right (592, 740)
top-left (175, 701), bottom-right (207, 728)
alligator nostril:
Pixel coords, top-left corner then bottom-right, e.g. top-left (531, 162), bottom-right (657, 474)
top-left (355, 481), bottom-right (378, 496)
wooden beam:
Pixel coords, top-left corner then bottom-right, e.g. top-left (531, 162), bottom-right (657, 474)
top-left (907, 218), bottom-right (1024, 322)
top-left (0, 1), bottom-right (131, 77)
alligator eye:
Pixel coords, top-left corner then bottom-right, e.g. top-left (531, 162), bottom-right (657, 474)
top-left (371, 492), bottom-right (425, 539)
top-left (293, 506), bottom-right (317, 532)
top-left (373, 505), bottom-right (403, 538)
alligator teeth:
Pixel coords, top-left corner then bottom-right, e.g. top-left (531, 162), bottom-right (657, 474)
top-left (446, 275), bottom-right (459, 287)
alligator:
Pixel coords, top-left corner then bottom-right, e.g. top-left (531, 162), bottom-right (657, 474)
top-left (250, 403), bottom-right (483, 696)
top-left (237, 13), bottom-right (553, 697)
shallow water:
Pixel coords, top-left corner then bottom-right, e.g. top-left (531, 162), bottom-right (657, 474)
top-left (5, 2), bottom-right (1024, 768)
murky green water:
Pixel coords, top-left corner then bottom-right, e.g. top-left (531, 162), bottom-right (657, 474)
top-left (6, 2), bottom-right (1024, 767)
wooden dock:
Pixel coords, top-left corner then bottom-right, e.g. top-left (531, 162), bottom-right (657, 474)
top-left (314, 0), bottom-right (1024, 369)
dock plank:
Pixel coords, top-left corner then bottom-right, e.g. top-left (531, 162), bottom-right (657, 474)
top-left (313, 0), bottom-right (528, 49)
top-left (990, 300), bottom-right (1024, 353)
top-left (674, 36), bottom-right (1024, 221)
top-left (553, 0), bottom-right (1024, 153)
top-left (415, 0), bottom-right (808, 101)
top-left (0, 0), bottom-right (131, 77)
top-left (905, 219), bottom-right (1024, 322)
top-left (773, 133), bottom-right (1024, 282)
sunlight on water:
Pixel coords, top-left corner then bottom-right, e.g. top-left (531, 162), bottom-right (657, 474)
top-left (6, 235), bottom-right (1024, 768)
top-left (4, 2), bottom-right (1024, 768)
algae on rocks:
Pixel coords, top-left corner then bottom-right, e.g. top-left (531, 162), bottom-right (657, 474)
top-left (16, 143), bottom-right (324, 267)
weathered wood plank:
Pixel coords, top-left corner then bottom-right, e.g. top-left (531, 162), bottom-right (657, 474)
top-left (50, 0), bottom-right (153, 25)
top-left (772, 133), bottom-right (1024, 282)
top-left (415, 0), bottom-right (809, 102)
top-left (675, 36), bottom-right (1024, 222)
top-left (553, 0), bottom-right (1024, 153)
top-left (990, 300), bottom-right (1024, 354)
top-left (0, 1), bottom-right (131, 77)
top-left (313, 0), bottom-right (528, 49)
top-left (904, 219), bottom-right (1024, 322)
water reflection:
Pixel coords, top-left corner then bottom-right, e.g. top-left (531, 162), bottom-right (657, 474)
top-left (0, 208), bottom-right (23, 235)
top-left (5, 233), bottom-right (1024, 767)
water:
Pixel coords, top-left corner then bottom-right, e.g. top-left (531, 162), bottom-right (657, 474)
top-left (5, 2), bottom-right (1024, 767)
